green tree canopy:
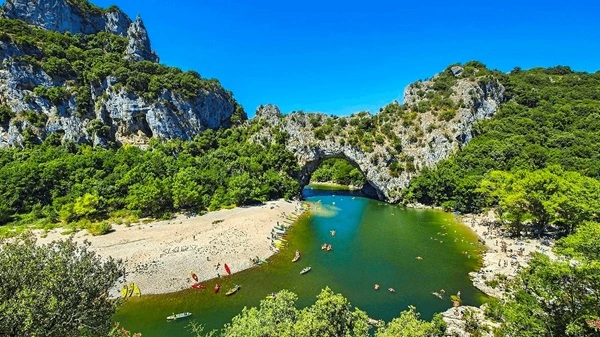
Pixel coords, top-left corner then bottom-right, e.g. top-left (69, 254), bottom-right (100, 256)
top-left (0, 233), bottom-right (124, 336)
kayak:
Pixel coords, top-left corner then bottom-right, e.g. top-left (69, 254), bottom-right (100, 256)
top-left (191, 271), bottom-right (198, 282)
top-left (225, 284), bottom-right (241, 296)
top-left (167, 312), bottom-right (192, 321)
top-left (300, 266), bottom-right (311, 274)
top-left (191, 283), bottom-right (206, 290)
top-left (214, 284), bottom-right (220, 293)
top-left (224, 263), bottom-right (231, 275)
top-left (292, 255), bottom-right (300, 262)
top-left (132, 283), bottom-right (141, 297)
top-left (127, 283), bottom-right (134, 297)
top-left (121, 285), bottom-right (128, 298)
top-left (266, 292), bottom-right (278, 300)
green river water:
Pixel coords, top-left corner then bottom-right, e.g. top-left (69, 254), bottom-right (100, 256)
top-left (114, 187), bottom-right (486, 336)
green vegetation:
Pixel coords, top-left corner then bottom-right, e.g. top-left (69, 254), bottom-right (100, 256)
top-left (399, 64), bottom-right (600, 336)
top-left (0, 233), bottom-right (123, 336)
top-left (310, 158), bottom-right (366, 187)
top-left (0, 126), bottom-right (300, 235)
top-left (489, 245), bottom-right (600, 336)
top-left (0, 17), bottom-right (243, 120)
top-left (404, 66), bottom-right (600, 214)
top-left (189, 288), bottom-right (445, 337)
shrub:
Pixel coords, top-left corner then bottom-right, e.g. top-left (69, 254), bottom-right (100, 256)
top-left (87, 221), bottom-right (112, 236)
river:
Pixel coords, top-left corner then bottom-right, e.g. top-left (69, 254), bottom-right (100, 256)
top-left (114, 186), bottom-right (486, 336)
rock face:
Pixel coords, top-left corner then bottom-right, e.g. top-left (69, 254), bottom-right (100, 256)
top-left (125, 15), bottom-right (158, 63)
top-left (1, 0), bottom-right (158, 62)
top-left (0, 0), bottom-right (242, 148)
top-left (2, 0), bottom-right (131, 36)
top-left (252, 72), bottom-right (505, 203)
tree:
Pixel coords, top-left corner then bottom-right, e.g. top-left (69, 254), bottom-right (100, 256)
top-left (0, 233), bottom-right (124, 336)
top-left (375, 306), bottom-right (446, 337)
top-left (555, 221), bottom-right (600, 261)
top-left (293, 287), bottom-right (370, 336)
top-left (497, 254), bottom-right (600, 337)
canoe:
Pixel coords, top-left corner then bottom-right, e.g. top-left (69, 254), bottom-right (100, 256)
top-left (225, 284), bottom-right (240, 296)
top-left (300, 266), bottom-right (311, 274)
top-left (191, 283), bottom-right (206, 290)
top-left (214, 284), bottom-right (220, 293)
top-left (167, 312), bottom-right (192, 321)
top-left (133, 283), bottom-right (141, 297)
top-left (191, 272), bottom-right (198, 282)
top-left (292, 255), bottom-right (300, 263)
top-left (224, 263), bottom-right (231, 275)
top-left (121, 285), bottom-right (128, 298)
top-left (127, 283), bottom-right (134, 297)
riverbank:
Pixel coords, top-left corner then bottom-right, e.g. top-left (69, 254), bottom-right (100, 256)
top-left (459, 210), bottom-right (556, 298)
top-left (36, 199), bottom-right (306, 296)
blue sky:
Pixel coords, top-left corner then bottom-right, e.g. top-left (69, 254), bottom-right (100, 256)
top-left (9, 1), bottom-right (600, 116)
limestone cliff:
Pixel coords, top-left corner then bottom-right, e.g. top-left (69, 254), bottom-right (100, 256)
top-left (251, 65), bottom-right (505, 202)
top-left (0, 0), bottom-right (242, 148)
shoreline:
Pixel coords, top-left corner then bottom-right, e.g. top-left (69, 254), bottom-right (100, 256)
top-left (458, 210), bottom-right (555, 298)
top-left (35, 199), bottom-right (307, 296)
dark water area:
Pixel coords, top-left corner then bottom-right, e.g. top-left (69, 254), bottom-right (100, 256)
top-left (114, 187), bottom-right (486, 336)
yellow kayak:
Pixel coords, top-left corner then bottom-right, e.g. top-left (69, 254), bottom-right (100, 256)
top-left (133, 283), bottom-right (141, 297)
top-left (121, 285), bottom-right (128, 298)
top-left (127, 283), bottom-right (134, 297)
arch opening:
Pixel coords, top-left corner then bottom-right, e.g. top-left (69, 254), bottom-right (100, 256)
top-left (297, 155), bottom-right (381, 200)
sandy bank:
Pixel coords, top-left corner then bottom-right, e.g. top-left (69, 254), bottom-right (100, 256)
top-left (459, 210), bottom-right (556, 298)
top-left (36, 199), bottom-right (305, 296)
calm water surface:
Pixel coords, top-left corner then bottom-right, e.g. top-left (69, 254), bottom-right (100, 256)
top-left (114, 187), bottom-right (486, 336)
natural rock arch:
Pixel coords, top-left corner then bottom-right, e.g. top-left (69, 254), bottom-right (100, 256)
top-left (296, 152), bottom-right (382, 199)
top-left (252, 72), bottom-right (505, 203)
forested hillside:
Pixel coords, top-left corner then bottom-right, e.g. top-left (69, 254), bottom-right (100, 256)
top-left (0, 125), bottom-right (299, 235)
top-left (405, 66), bottom-right (600, 214)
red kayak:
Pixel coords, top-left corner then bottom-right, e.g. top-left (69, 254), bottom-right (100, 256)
top-left (214, 284), bottom-right (220, 293)
top-left (191, 283), bottom-right (206, 290)
top-left (224, 264), bottom-right (231, 275)
top-left (191, 272), bottom-right (199, 282)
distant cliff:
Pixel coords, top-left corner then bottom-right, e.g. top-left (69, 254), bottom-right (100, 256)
top-left (0, 0), bottom-right (245, 148)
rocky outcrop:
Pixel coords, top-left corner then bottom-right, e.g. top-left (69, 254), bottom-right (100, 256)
top-left (2, 0), bottom-right (131, 36)
top-left (0, 58), bottom-right (239, 147)
top-left (125, 15), bottom-right (158, 63)
top-left (252, 71), bottom-right (505, 203)
top-left (0, 0), bottom-right (242, 148)
top-left (1, 0), bottom-right (158, 62)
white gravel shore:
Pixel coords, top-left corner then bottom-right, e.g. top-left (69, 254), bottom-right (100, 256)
top-left (36, 199), bottom-right (305, 296)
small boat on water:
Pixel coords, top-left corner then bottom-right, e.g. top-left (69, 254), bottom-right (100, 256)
top-left (432, 292), bottom-right (443, 299)
top-left (326, 244), bottom-right (332, 251)
top-left (167, 312), bottom-right (192, 321)
top-left (321, 243), bottom-right (327, 250)
top-left (191, 283), bottom-right (206, 290)
top-left (214, 284), bottom-right (220, 293)
top-left (374, 284), bottom-right (380, 290)
top-left (388, 288), bottom-right (395, 293)
top-left (225, 284), bottom-right (241, 296)
top-left (292, 250), bottom-right (301, 263)
top-left (330, 230), bottom-right (336, 236)
top-left (300, 266), bottom-right (312, 274)
top-left (266, 292), bottom-right (278, 300)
